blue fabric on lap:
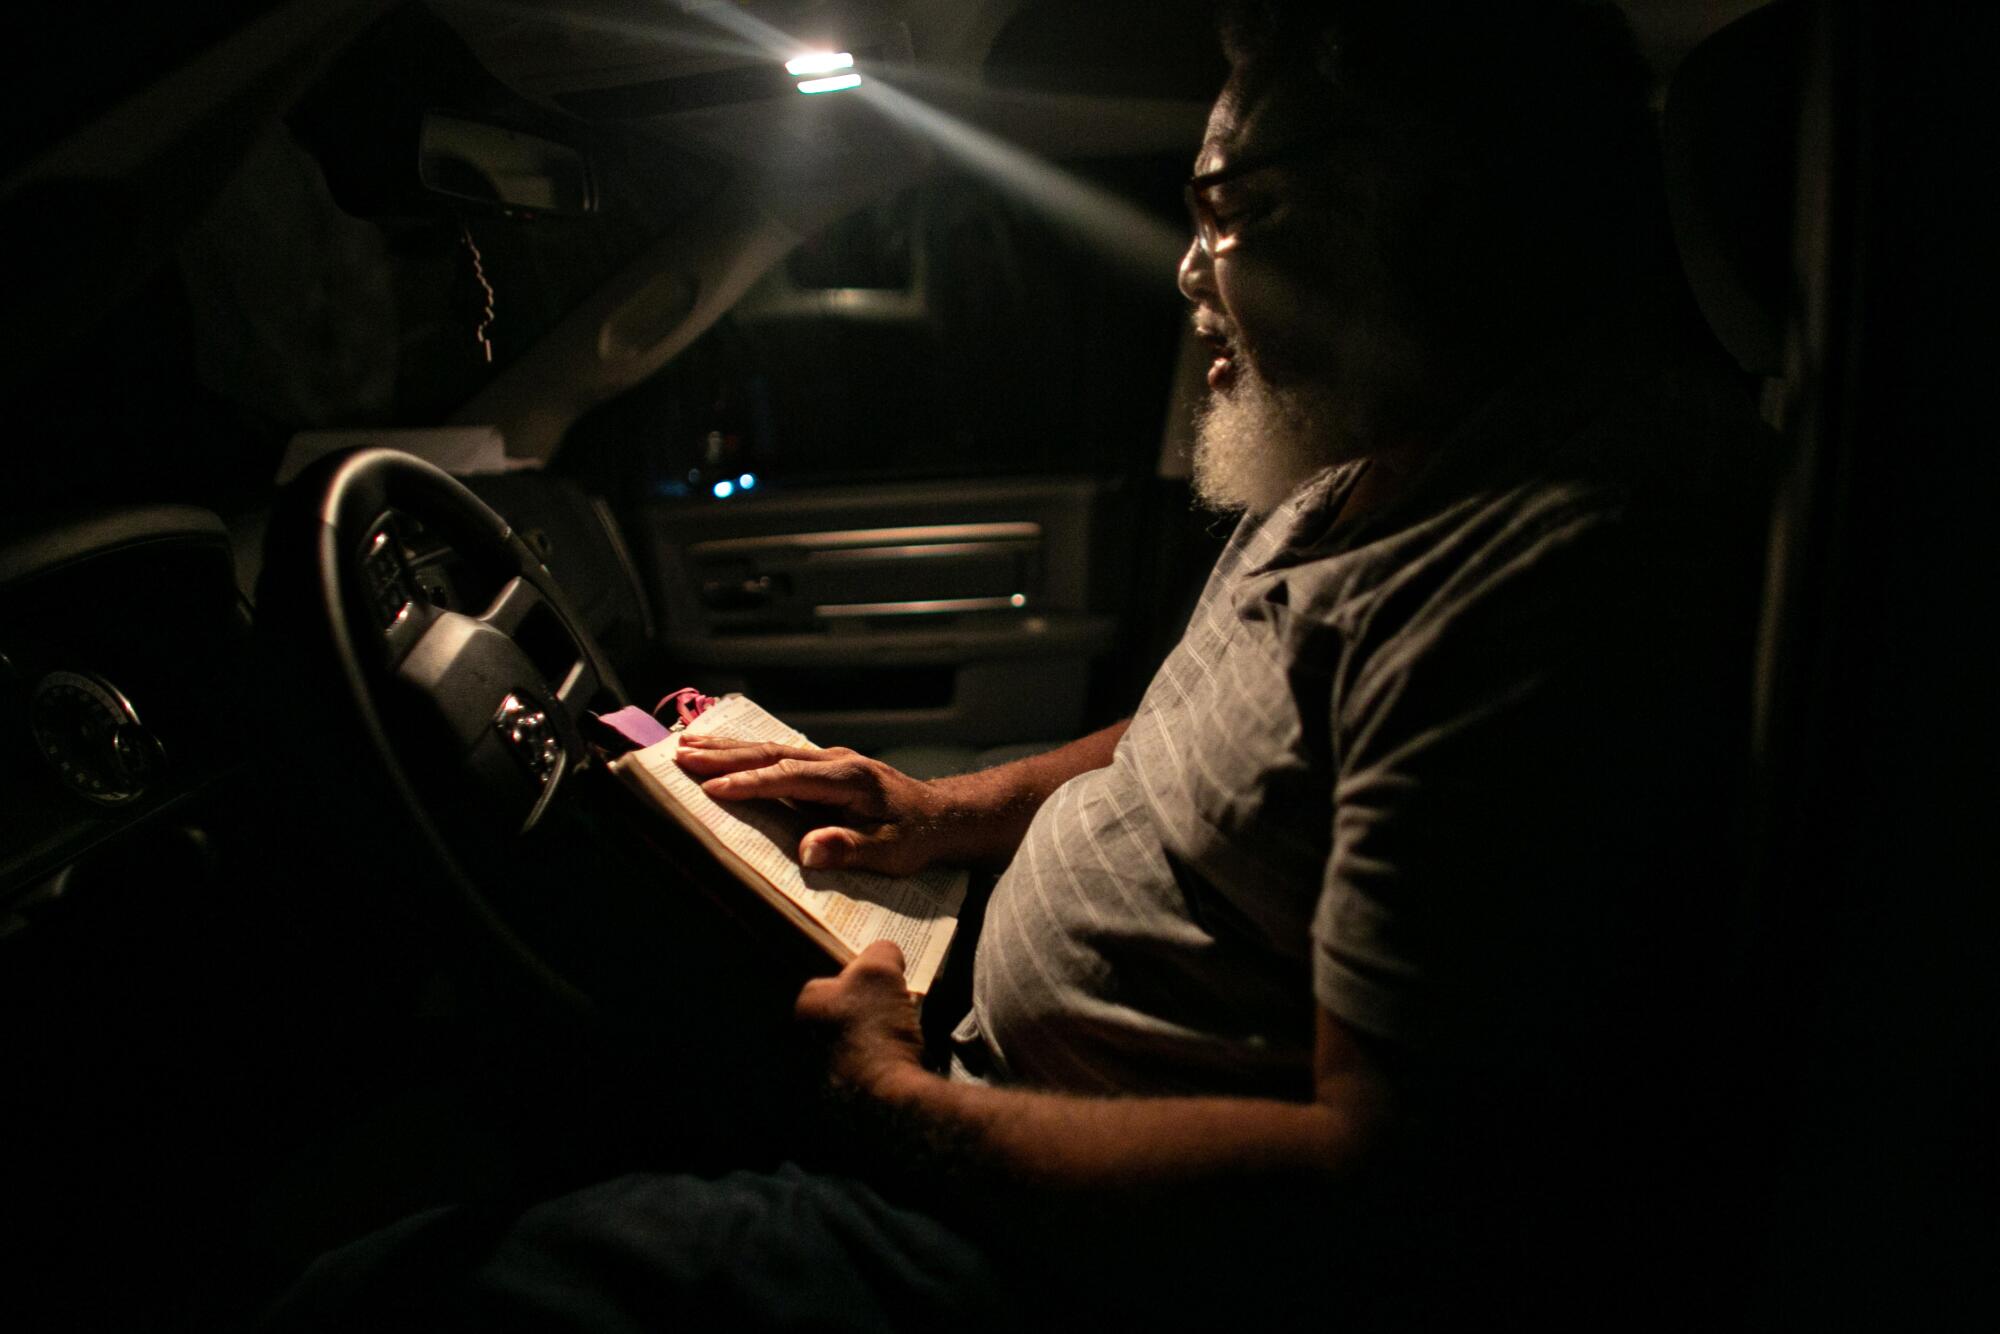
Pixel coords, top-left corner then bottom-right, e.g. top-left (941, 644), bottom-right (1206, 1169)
top-left (263, 1166), bottom-right (1014, 1334)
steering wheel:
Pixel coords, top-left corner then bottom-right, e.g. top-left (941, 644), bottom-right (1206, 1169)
top-left (266, 447), bottom-right (627, 1012)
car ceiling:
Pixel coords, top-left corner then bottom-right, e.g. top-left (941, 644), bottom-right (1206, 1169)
top-left (2, 0), bottom-right (1767, 207)
top-left (0, 1), bottom-right (1768, 463)
top-left (425, 1), bottom-right (1763, 105)
top-left (421, 0), bottom-right (1221, 166)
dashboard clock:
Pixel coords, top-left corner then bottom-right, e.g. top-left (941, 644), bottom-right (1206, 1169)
top-left (27, 670), bottom-right (166, 806)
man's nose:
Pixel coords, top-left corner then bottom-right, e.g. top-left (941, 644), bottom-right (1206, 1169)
top-left (1177, 235), bottom-right (1216, 307)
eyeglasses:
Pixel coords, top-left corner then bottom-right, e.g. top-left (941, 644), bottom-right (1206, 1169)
top-left (1184, 135), bottom-right (1355, 259)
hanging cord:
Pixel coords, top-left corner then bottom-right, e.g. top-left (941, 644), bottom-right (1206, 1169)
top-left (459, 217), bottom-right (496, 363)
top-left (653, 687), bottom-right (718, 729)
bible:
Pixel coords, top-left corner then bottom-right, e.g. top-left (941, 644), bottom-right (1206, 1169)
top-left (605, 694), bottom-right (965, 996)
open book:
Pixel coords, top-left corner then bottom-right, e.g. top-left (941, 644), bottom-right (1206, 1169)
top-left (606, 695), bottom-right (965, 996)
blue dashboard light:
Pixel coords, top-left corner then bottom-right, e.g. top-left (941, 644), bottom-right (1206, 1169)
top-left (737, 473), bottom-right (757, 490)
top-left (712, 480), bottom-right (736, 499)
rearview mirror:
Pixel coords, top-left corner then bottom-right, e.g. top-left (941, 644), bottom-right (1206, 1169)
top-left (417, 112), bottom-right (596, 217)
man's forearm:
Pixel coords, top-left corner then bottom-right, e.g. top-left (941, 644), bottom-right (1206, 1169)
top-left (798, 950), bottom-right (1386, 1214)
top-left (865, 1061), bottom-right (1368, 1193)
top-left (922, 720), bottom-right (1127, 866)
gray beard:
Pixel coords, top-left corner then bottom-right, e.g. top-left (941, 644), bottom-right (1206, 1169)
top-left (1190, 367), bottom-right (1352, 516)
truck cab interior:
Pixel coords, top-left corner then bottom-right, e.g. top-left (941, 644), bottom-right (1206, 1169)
top-left (1, 2), bottom-right (1990, 1329)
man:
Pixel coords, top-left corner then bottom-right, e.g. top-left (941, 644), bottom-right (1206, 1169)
top-left (681, 0), bottom-right (1765, 1319)
top-left (273, 2), bottom-right (1767, 1328)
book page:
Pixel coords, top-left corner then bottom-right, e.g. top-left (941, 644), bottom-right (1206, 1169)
top-left (624, 696), bottom-right (966, 995)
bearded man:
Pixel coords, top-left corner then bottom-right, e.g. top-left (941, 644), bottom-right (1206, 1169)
top-left (271, 2), bottom-right (1769, 1330)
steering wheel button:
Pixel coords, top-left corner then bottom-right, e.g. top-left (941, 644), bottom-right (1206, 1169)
top-left (494, 692), bottom-right (562, 782)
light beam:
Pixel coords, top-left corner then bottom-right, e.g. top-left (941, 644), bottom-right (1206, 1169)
top-left (678, 3), bottom-right (1190, 284)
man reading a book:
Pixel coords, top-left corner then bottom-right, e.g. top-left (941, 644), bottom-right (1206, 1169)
top-left (269, 2), bottom-right (1767, 1328)
top-left (669, 1), bottom-right (1767, 1324)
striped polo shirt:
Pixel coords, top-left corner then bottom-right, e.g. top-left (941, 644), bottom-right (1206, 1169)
top-left (951, 331), bottom-right (1762, 1098)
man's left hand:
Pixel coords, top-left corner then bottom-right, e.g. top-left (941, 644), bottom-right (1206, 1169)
top-left (795, 940), bottom-right (927, 1098)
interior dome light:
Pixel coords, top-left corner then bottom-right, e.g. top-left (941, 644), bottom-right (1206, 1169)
top-left (785, 51), bottom-right (854, 76)
top-left (796, 73), bottom-right (863, 95)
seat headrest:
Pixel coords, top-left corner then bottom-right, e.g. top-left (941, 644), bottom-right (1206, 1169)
top-left (1663, 2), bottom-right (1806, 378)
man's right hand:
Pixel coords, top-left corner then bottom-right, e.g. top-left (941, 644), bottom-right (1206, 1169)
top-left (674, 720), bottom-right (1130, 876)
top-left (673, 736), bottom-right (958, 876)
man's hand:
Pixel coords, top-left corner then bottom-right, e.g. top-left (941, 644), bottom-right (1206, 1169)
top-left (674, 737), bottom-right (952, 875)
top-left (794, 940), bottom-right (927, 1098)
top-left (675, 720), bottom-right (1132, 875)
top-left (794, 955), bottom-right (1380, 1193)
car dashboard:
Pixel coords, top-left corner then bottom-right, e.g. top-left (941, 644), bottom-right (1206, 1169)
top-left (0, 491), bottom-right (649, 1329)
top-left (0, 506), bottom-right (251, 930)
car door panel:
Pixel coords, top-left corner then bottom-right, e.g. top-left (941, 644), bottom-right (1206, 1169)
top-left (631, 476), bottom-right (1125, 749)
